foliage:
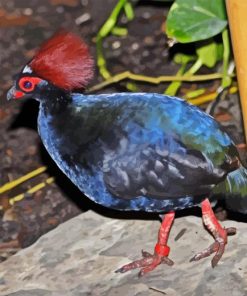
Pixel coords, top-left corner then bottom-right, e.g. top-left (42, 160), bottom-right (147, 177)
top-left (165, 0), bottom-right (232, 96)
top-left (92, 0), bottom-right (235, 105)
top-left (166, 0), bottom-right (232, 94)
top-left (166, 0), bottom-right (227, 43)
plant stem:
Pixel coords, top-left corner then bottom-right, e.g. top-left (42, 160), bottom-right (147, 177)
top-left (111, 26), bottom-right (128, 36)
top-left (88, 71), bottom-right (234, 93)
top-left (0, 166), bottom-right (47, 194)
top-left (187, 85), bottom-right (237, 105)
top-left (164, 58), bottom-right (202, 96)
top-left (164, 64), bottom-right (187, 96)
top-left (221, 28), bottom-right (231, 88)
top-left (186, 58), bottom-right (203, 75)
top-left (184, 88), bottom-right (206, 99)
top-left (124, 1), bottom-right (134, 20)
top-left (97, 0), bottom-right (128, 38)
top-left (5, 177), bottom-right (55, 209)
top-left (96, 0), bottom-right (128, 79)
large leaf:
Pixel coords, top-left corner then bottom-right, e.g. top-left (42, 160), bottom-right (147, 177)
top-left (166, 0), bottom-right (227, 43)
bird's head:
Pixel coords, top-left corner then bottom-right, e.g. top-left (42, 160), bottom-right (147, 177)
top-left (7, 30), bottom-right (94, 102)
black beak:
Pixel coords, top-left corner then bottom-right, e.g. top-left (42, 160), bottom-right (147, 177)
top-left (7, 86), bottom-right (26, 100)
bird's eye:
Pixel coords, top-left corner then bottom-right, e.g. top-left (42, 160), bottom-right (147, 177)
top-left (23, 80), bottom-right (32, 89)
top-left (18, 77), bottom-right (41, 92)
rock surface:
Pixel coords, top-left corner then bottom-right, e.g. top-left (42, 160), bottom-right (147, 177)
top-left (0, 211), bottom-right (246, 296)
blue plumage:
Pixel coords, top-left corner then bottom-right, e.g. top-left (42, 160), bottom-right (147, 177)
top-left (37, 92), bottom-right (243, 212)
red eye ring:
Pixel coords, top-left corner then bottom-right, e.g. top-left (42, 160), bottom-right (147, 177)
top-left (19, 77), bottom-right (42, 92)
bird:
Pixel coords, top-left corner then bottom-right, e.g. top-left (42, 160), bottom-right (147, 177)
top-left (7, 30), bottom-right (247, 277)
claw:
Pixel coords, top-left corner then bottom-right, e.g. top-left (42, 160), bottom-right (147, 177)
top-left (115, 250), bottom-right (173, 276)
top-left (190, 237), bottom-right (225, 267)
top-left (226, 227), bottom-right (237, 236)
top-left (161, 256), bottom-right (174, 266)
top-left (115, 212), bottom-right (175, 276)
top-left (190, 227), bottom-right (237, 267)
top-left (141, 250), bottom-right (152, 258)
top-left (138, 257), bottom-right (160, 277)
top-left (190, 199), bottom-right (237, 268)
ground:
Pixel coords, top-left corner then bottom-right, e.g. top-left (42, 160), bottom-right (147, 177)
top-left (0, 212), bottom-right (247, 295)
top-left (0, 0), bottom-right (246, 262)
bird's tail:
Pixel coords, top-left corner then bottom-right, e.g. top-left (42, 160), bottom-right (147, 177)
top-left (212, 165), bottom-right (247, 213)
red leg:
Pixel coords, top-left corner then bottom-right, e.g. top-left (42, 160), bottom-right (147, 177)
top-left (190, 198), bottom-right (236, 267)
top-left (115, 212), bottom-right (175, 277)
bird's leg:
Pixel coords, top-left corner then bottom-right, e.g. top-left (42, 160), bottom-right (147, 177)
top-left (115, 212), bottom-right (175, 277)
top-left (190, 198), bottom-right (236, 267)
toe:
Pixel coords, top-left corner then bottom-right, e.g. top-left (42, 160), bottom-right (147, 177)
top-left (141, 250), bottom-right (153, 258)
top-left (226, 227), bottom-right (237, 236)
top-left (115, 251), bottom-right (155, 273)
top-left (211, 238), bottom-right (226, 268)
top-left (190, 229), bottom-right (231, 267)
top-left (116, 250), bottom-right (173, 275)
top-left (190, 242), bottom-right (216, 262)
top-left (139, 262), bottom-right (159, 277)
top-left (161, 256), bottom-right (174, 266)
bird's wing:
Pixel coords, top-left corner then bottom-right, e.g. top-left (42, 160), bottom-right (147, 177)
top-left (102, 133), bottom-right (229, 200)
top-left (94, 93), bottom-right (238, 200)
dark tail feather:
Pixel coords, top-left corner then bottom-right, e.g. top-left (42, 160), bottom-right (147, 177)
top-left (212, 165), bottom-right (247, 214)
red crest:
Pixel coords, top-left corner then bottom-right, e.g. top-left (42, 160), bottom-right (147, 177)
top-left (30, 30), bottom-right (94, 91)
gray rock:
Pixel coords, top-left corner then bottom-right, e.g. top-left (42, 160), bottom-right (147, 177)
top-left (0, 211), bottom-right (246, 296)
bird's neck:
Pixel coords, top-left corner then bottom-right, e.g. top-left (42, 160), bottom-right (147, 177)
top-left (40, 89), bottom-right (72, 115)
top-left (39, 93), bottom-right (107, 149)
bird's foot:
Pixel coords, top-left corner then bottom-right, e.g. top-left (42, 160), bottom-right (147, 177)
top-left (190, 226), bottom-right (236, 267)
top-left (115, 245), bottom-right (174, 277)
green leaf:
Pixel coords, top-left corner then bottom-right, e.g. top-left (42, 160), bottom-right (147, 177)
top-left (166, 0), bottom-right (227, 43)
top-left (196, 40), bottom-right (223, 68)
top-left (174, 53), bottom-right (196, 65)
